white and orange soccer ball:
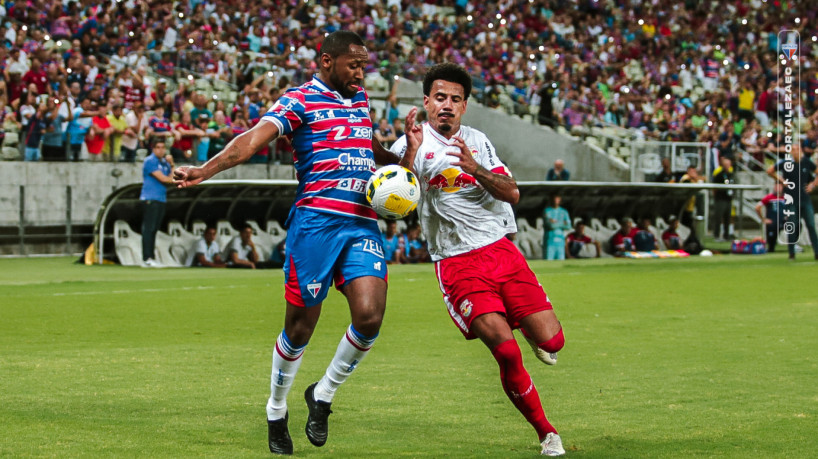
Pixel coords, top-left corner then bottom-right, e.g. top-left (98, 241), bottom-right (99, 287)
top-left (366, 165), bottom-right (420, 219)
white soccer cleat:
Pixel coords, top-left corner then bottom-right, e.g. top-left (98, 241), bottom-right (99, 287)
top-left (526, 337), bottom-right (558, 365)
top-left (541, 432), bottom-right (565, 456)
top-left (141, 258), bottom-right (162, 268)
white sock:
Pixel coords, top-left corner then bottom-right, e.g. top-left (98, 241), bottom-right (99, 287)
top-left (266, 330), bottom-right (306, 420)
top-left (313, 324), bottom-right (377, 403)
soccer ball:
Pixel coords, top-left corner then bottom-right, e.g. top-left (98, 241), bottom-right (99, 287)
top-left (366, 165), bottom-right (420, 219)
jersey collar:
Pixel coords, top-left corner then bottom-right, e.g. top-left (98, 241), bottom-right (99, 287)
top-left (311, 76), bottom-right (351, 103)
top-left (425, 123), bottom-right (462, 146)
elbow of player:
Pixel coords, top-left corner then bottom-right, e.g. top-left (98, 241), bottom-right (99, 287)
top-left (507, 188), bottom-right (520, 206)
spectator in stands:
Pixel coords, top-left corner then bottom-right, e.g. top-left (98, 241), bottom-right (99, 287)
top-left (374, 117), bottom-right (397, 148)
top-left (41, 95), bottom-right (70, 161)
top-left (655, 157), bottom-right (676, 183)
top-left (543, 194), bottom-right (571, 260)
top-left (546, 159), bottom-right (570, 181)
top-left (23, 102), bottom-right (47, 161)
top-left (381, 220), bottom-right (404, 264)
top-left (140, 138), bottom-right (174, 268)
top-left (566, 221), bottom-right (600, 259)
top-left (146, 105), bottom-right (173, 145)
top-left (662, 216), bottom-right (683, 250)
top-left (536, 80), bottom-right (557, 128)
top-left (207, 111), bottom-right (233, 161)
top-left (194, 114), bottom-right (213, 163)
top-left (193, 226), bottom-right (227, 268)
top-left (712, 156), bottom-right (735, 242)
top-left (610, 218), bottom-right (638, 256)
top-left (122, 102), bottom-right (148, 163)
top-left (65, 98), bottom-right (94, 161)
top-left (105, 102), bottom-right (127, 162)
top-left (755, 183), bottom-right (786, 253)
top-left (170, 111), bottom-right (200, 163)
top-left (716, 121), bottom-right (735, 162)
top-left (85, 103), bottom-right (111, 161)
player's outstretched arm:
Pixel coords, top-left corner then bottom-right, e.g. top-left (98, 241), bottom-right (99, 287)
top-left (398, 107), bottom-right (423, 176)
top-left (447, 136), bottom-right (519, 205)
top-left (174, 120), bottom-right (280, 188)
top-left (372, 137), bottom-right (400, 165)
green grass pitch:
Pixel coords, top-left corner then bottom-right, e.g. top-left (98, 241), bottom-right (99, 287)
top-left (1, 255), bottom-right (816, 458)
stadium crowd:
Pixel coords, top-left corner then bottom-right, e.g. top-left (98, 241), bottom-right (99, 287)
top-left (0, 0), bottom-right (815, 165)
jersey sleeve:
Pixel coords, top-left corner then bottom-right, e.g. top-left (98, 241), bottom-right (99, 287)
top-left (389, 134), bottom-right (425, 176)
top-left (476, 133), bottom-right (512, 177)
top-left (261, 90), bottom-right (305, 136)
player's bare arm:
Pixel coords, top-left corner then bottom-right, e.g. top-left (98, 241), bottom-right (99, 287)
top-left (447, 136), bottom-right (519, 205)
top-left (173, 120), bottom-right (280, 188)
top-left (398, 107), bottom-right (423, 175)
top-left (372, 137), bottom-right (400, 165)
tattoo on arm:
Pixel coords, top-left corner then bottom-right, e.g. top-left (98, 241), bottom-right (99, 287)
top-left (474, 165), bottom-right (517, 201)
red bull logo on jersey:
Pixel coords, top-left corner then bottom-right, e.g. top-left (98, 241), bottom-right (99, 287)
top-left (426, 167), bottom-right (479, 193)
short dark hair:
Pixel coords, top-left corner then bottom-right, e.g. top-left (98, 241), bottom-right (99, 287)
top-left (320, 31), bottom-right (365, 59)
top-left (152, 137), bottom-right (167, 148)
top-left (423, 63), bottom-right (472, 100)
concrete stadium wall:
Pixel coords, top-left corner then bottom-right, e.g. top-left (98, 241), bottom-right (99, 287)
top-left (0, 162), bottom-right (296, 227)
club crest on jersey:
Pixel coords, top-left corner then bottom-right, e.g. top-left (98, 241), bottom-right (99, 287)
top-left (307, 282), bottom-right (322, 298)
top-left (459, 299), bottom-right (473, 318)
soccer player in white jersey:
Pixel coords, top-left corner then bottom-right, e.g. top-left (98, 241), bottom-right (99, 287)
top-left (389, 63), bottom-right (567, 456)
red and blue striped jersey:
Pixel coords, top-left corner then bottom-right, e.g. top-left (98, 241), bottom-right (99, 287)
top-left (262, 77), bottom-right (377, 225)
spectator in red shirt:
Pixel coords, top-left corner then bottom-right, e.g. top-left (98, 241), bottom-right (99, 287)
top-left (22, 58), bottom-right (49, 96)
top-left (85, 102), bottom-right (112, 161)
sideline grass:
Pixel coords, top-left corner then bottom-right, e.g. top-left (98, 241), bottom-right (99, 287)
top-left (1, 255), bottom-right (816, 458)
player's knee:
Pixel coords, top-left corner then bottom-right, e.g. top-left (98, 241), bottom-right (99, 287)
top-left (491, 338), bottom-right (523, 364)
top-left (540, 328), bottom-right (564, 353)
top-left (351, 313), bottom-right (383, 337)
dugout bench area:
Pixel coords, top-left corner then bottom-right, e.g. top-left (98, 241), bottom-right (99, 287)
top-left (93, 181), bottom-right (761, 265)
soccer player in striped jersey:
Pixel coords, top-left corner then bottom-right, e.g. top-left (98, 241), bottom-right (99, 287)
top-left (390, 63), bottom-right (566, 456)
top-left (174, 31), bottom-right (401, 455)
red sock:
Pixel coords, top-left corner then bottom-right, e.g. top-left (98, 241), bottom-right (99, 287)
top-left (491, 339), bottom-right (557, 440)
top-left (539, 328), bottom-right (565, 353)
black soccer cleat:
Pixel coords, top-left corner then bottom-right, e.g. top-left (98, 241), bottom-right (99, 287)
top-left (304, 382), bottom-right (333, 447)
top-left (267, 412), bottom-right (293, 455)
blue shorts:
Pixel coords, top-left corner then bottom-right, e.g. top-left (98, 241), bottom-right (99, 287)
top-left (283, 209), bottom-right (387, 307)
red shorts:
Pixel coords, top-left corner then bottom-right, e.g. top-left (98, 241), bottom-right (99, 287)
top-left (434, 237), bottom-right (553, 340)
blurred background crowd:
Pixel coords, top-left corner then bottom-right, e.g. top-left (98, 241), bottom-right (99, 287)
top-left (0, 0), bottom-right (814, 167)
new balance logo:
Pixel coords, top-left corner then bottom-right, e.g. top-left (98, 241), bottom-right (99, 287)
top-left (347, 359), bottom-right (359, 372)
top-left (374, 262), bottom-right (382, 271)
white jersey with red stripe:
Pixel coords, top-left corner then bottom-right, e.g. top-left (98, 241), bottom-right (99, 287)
top-left (390, 123), bottom-right (517, 261)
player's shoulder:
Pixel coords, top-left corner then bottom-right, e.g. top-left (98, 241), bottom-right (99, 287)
top-left (460, 124), bottom-right (488, 141)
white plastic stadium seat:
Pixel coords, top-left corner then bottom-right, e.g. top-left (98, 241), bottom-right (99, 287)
top-left (515, 218), bottom-right (543, 260)
top-left (265, 220), bottom-right (288, 246)
top-left (216, 220), bottom-right (239, 257)
top-left (154, 230), bottom-right (182, 267)
top-left (114, 220), bottom-right (142, 266)
top-left (168, 220), bottom-right (200, 266)
top-left (191, 221), bottom-right (207, 237)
